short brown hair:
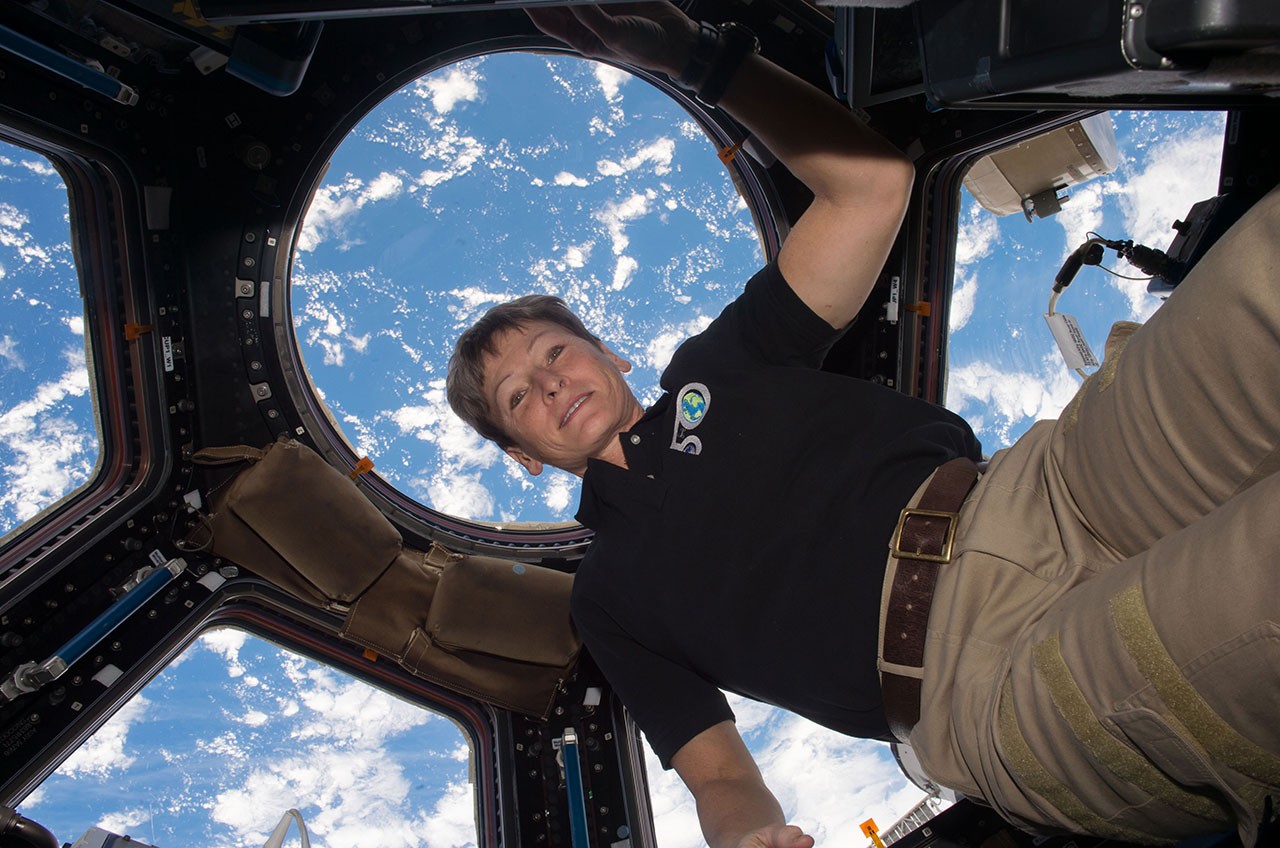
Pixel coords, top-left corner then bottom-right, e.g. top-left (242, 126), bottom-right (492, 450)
top-left (446, 295), bottom-right (601, 449)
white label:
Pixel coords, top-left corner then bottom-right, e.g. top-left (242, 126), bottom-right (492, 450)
top-left (162, 336), bottom-right (174, 372)
top-left (887, 275), bottom-right (901, 323)
top-left (1044, 313), bottom-right (1099, 370)
top-left (149, 548), bottom-right (167, 567)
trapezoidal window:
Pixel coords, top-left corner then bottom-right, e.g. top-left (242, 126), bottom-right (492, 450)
top-left (17, 628), bottom-right (478, 847)
top-left (943, 110), bottom-right (1226, 451)
top-left (290, 52), bottom-right (764, 528)
top-left (0, 139), bottom-right (101, 543)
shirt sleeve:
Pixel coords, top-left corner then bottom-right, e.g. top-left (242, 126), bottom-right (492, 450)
top-left (572, 585), bottom-right (734, 770)
top-left (671, 259), bottom-right (848, 376)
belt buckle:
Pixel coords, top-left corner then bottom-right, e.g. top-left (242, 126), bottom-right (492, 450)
top-left (890, 508), bottom-right (958, 564)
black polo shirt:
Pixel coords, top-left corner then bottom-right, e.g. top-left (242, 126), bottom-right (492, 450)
top-left (571, 260), bottom-right (982, 768)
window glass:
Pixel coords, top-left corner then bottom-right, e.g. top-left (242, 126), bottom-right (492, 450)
top-left (18, 629), bottom-right (477, 848)
top-left (644, 696), bottom-right (943, 848)
top-left (292, 53), bottom-right (761, 526)
top-left (0, 142), bottom-right (100, 538)
top-left (945, 111), bottom-right (1227, 450)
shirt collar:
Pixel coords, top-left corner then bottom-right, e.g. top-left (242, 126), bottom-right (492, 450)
top-left (575, 394), bottom-right (670, 528)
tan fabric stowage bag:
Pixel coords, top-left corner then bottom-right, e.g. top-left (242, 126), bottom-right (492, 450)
top-left (192, 439), bottom-right (580, 718)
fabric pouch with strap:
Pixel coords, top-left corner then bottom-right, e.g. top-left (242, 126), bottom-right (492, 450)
top-left (192, 439), bottom-right (581, 719)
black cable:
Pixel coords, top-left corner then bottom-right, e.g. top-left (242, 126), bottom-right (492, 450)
top-left (1097, 265), bottom-right (1154, 281)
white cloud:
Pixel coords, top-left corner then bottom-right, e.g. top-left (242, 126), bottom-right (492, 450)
top-left (563, 243), bottom-right (591, 268)
top-left (643, 315), bottom-right (714, 371)
top-left (59, 695), bottom-right (151, 778)
top-left (21, 158), bottom-right (56, 177)
top-left (414, 66), bottom-right (482, 114)
top-left (0, 334), bottom-right (22, 368)
top-left (756, 716), bottom-right (932, 847)
top-left (594, 63), bottom-right (630, 102)
top-left (554, 171), bottom-right (589, 188)
top-left (97, 808), bottom-right (150, 836)
top-left (426, 471), bottom-right (495, 519)
top-left (596, 138), bottom-right (676, 180)
top-left (1112, 117), bottom-right (1225, 320)
top-left (594, 190), bottom-right (655, 256)
top-left (949, 271), bottom-right (978, 333)
top-left (946, 353), bottom-right (1081, 448)
top-left (0, 351), bottom-right (95, 525)
top-left (954, 203), bottom-right (999, 268)
top-left (389, 379), bottom-right (504, 519)
top-left (65, 315), bottom-right (84, 335)
top-left (297, 171), bottom-right (406, 253)
top-left (447, 286), bottom-right (514, 326)
top-left (542, 471), bottom-right (578, 513)
top-left (200, 628), bottom-right (250, 677)
top-left (1055, 182), bottom-right (1106, 260)
top-left (0, 202), bottom-right (54, 266)
top-left (645, 700), bottom-right (935, 848)
top-left (611, 255), bottom-right (638, 290)
top-left (206, 662), bottom-right (465, 848)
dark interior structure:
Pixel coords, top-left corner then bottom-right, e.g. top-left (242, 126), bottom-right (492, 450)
top-left (1, 1), bottom-right (1277, 846)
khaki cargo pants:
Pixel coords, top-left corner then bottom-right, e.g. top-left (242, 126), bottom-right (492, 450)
top-left (897, 185), bottom-right (1280, 845)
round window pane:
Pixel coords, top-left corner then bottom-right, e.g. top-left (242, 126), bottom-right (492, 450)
top-left (292, 53), bottom-right (763, 525)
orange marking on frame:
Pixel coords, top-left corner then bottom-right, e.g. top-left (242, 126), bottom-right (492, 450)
top-left (717, 141), bottom-right (743, 165)
top-left (124, 323), bottom-right (153, 340)
top-left (348, 457), bottom-right (375, 480)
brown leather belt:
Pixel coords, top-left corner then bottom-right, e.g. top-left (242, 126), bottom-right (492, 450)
top-left (881, 457), bottom-right (980, 742)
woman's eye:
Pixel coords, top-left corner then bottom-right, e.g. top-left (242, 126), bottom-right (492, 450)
top-left (548, 345), bottom-right (563, 363)
top-left (510, 389), bottom-right (525, 409)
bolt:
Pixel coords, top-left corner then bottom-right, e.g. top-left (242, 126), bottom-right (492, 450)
top-left (593, 764), bottom-right (604, 773)
top-left (599, 806), bottom-right (609, 815)
top-left (256, 386), bottom-right (270, 398)
top-left (529, 770), bottom-right (538, 778)
top-left (250, 360), bottom-right (262, 370)
top-left (111, 641), bottom-right (122, 651)
top-left (72, 676), bottom-right (83, 685)
top-left (64, 583), bottom-right (75, 593)
top-left (147, 610), bottom-right (157, 619)
top-left (245, 232), bottom-right (257, 242)
top-left (1129, 3), bottom-right (1144, 17)
top-left (242, 309), bottom-right (254, 319)
top-left (29, 713), bottom-right (40, 724)
top-left (554, 706), bottom-right (565, 715)
top-left (267, 409), bottom-right (279, 419)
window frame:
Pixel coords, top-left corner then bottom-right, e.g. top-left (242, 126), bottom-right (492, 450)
top-left (270, 43), bottom-right (789, 557)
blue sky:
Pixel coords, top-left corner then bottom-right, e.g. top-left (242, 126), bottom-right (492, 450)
top-left (1, 50), bottom-right (1228, 848)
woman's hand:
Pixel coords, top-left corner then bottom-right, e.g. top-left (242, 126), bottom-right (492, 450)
top-left (525, 3), bottom-right (700, 79)
top-left (736, 823), bottom-right (816, 848)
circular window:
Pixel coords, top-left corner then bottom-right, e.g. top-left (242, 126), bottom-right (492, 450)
top-left (291, 52), bottom-right (767, 532)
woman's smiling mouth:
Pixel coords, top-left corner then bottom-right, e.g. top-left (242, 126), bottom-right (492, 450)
top-left (561, 393), bottom-right (590, 428)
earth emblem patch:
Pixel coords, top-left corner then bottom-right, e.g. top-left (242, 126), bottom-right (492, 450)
top-left (680, 389), bottom-right (707, 425)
